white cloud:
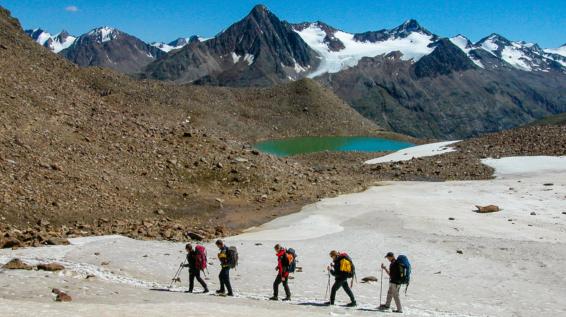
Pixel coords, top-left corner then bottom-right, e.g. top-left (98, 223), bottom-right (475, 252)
top-left (65, 5), bottom-right (79, 12)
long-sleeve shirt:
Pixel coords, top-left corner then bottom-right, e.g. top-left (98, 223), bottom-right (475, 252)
top-left (217, 246), bottom-right (229, 268)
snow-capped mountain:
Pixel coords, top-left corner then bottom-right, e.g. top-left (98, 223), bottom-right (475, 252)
top-left (25, 28), bottom-right (76, 53)
top-left (293, 20), bottom-right (437, 77)
top-left (151, 36), bottom-right (208, 52)
top-left (60, 26), bottom-right (165, 73)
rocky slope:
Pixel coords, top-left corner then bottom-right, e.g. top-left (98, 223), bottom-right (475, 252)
top-left (0, 6), bottom-right (390, 248)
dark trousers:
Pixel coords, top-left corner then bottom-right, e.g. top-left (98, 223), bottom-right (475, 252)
top-left (330, 278), bottom-right (355, 304)
top-left (219, 267), bottom-right (232, 294)
top-left (273, 274), bottom-right (291, 298)
top-left (189, 269), bottom-right (207, 292)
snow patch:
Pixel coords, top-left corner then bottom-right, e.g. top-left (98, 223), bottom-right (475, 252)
top-left (364, 140), bottom-right (460, 164)
top-left (482, 156), bottom-right (566, 178)
top-left (449, 35), bottom-right (484, 68)
top-left (545, 45), bottom-right (566, 57)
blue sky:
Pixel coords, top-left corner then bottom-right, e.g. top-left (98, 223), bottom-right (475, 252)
top-left (1, 0), bottom-right (565, 48)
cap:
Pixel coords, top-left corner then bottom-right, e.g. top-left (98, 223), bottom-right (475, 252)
top-left (385, 252), bottom-right (395, 258)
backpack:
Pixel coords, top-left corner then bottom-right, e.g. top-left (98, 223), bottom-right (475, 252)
top-left (284, 248), bottom-right (297, 273)
top-left (397, 255), bottom-right (411, 285)
top-left (194, 245), bottom-right (207, 271)
top-left (226, 246), bottom-right (238, 269)
top-left (338, 253), bottom-right (355, 278)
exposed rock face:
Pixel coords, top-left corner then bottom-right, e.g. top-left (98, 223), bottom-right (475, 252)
top-left (317, 49), bottom-right (566, 139)
top-left (143, 5), bottom-right (319, 85)
top-left (61, 27), bottom-right (165, 73)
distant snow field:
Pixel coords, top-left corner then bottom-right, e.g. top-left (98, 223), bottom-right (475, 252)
top-left (1, 154), bottom-right (565, 316)
top-left (364, 140), bottom-right (460, 164)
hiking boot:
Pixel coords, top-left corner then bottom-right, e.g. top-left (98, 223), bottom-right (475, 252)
top-left (346, 301), bottom-right (357, 307)
top-left (269, 296), bottom-right (278, 301)
top-left (323, 301), bottom-right (333, 306)
top-left (226, 293), bottom-right (234, 297)
top-left (216, 290), bottom-right (225, 295)
top-left (185, 290), bottom-right (193, 293)
top-left (393, 309), bottom-right (403, 313)
top-left (282, 297), bottom-right (291, 301)
top-left (378, 304), bottom-right (390, 311)
top-left (202, 289), bottom-right (209, 294)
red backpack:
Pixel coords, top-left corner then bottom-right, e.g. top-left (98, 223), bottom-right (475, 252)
top-left (195, 245), bottom-right (207, 271)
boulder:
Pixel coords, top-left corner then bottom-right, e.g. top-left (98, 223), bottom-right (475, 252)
top-left (37, 263), bottom-right (65, 271)
top-left (361, 276), bottom-right (378, 283)
top-left (186, 232), bottom-right (205, 241)
top-left (2, 258), bottom-right (32, 270)
top-left (475, 205), bottom-right (500, 213)
top-left (52, 288), bottom-right (72, 302)
top-left (46, 238), bottom-right (70, 246)
top-left (1, 238), bottom-right (22, 249)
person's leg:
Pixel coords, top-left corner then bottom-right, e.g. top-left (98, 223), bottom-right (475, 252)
top-left (282, 277), bottom-right (291, 299)
top-left (342, 280), bottom-right (356, 304)
top-left (218, 269), bottom-right (225, 293)
top-left (195, 270), bottom-right (208, 291)
top-left (329, 279), bottom-right (342, 305)
top-left (188, 271), bottom-right (195, 292)
top-left (224, 268), bottom-right (233, 295)
top-left (384, 283), bottom-right (395, 308)
top-left (272, 274), bottom-right (281, 298)
top-left (392, 284), bottom-right (402, 312)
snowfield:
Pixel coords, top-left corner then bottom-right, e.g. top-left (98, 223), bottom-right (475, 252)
top-left (295, 25), bottom-right (435, 78)
top-left (364, 140), bottom-right (460, 164)
top-left (1, 156), bottom-right (565, 317)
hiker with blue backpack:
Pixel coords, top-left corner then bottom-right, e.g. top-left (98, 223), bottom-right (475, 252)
top-left (183, 243), bottom-right (209, 293)
top-left (269, 244), bottom-right (295, 301)
top-left (379, 252), bottom-right (411, 313)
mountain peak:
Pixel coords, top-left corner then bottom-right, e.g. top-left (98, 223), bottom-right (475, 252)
top-left (251, 4), bottom-right (269, 14)
top-left (86, 26), bottom-right (121, 43)
top-left (391, 19), bottom-right (432, 37)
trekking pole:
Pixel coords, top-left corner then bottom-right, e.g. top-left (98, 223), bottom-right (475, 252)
top-left (325, 271), bottom-right (331, 300)
top-left (379, 266), bottom-right (384, 306)
top-left (169, 260), bottom-right (186, 288)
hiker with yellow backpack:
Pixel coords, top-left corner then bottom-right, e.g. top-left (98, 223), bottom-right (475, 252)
top-left (325, 250), bottom-right (357, 307)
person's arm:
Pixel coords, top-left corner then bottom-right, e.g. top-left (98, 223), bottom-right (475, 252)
top-left (381, 263), bottom-right (390, 276)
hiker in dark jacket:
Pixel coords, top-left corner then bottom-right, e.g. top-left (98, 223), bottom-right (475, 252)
top-left (183, 243), bottom-right (208, 293)
top-left (269, 244), bottom-right (291, 301)
top-left (215, 239), bottom-right (233, 296)
top-left (326, 250), bottom-right (356, 307)
top-left (379, 252), bottom-right (403, 313)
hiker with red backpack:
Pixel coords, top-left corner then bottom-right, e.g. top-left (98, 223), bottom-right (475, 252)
top-left (326, 250), bottom-right (357, 307)
top-left (269, 244), bottom-right (293, 301)
top-left (183, 243), bottom-right (209, 293)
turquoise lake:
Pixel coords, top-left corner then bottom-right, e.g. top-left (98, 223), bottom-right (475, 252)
top-left (255, 136), bottom-right (414, 157)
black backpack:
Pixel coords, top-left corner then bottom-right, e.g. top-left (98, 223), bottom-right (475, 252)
top-left (226, 246), bottom-right (238, 269)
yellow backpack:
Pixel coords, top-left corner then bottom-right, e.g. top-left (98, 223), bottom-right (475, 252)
top-left (340, 258), bottom-right (352, 274)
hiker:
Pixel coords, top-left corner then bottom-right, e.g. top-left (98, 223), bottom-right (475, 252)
top-left (215, 239), bottom-right (233, 296)
top-left (326, 250), bottom-right (357, 307)
top-left (269, 244), bottom-right (292, 301)
top-left (379, 252), bottom-right (403, 313)
top-left (183, 243), bottom-right (208, 293)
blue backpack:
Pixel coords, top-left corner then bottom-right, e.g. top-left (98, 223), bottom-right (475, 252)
top-left (397, 255), bottom-right (411, 285)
